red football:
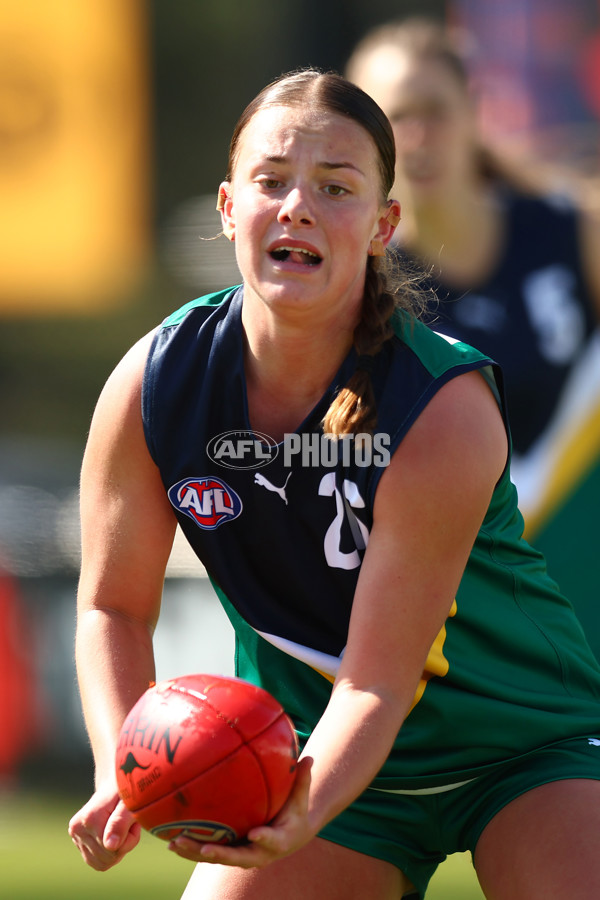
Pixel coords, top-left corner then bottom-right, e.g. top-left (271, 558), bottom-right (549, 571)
top-left (115, 673), bottom-right (298, 844)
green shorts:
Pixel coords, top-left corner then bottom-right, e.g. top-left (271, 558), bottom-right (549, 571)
top-left (318, 734), bottom-right (600, 898)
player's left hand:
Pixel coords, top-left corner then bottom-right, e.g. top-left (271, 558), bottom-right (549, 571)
top-left (167, 756), bottom-right (314, 868)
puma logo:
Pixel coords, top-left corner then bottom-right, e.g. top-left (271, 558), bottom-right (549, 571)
top-left (254, 471), bottom-right (292, 505)
top-left (588, 738), bottom-right (600, 746)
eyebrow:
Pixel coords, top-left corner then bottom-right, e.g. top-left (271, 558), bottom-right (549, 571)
top-left (264, 155), bottom-right (365, 175)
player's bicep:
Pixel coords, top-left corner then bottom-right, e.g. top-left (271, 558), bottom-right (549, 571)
top-left (78, 332), bottom-right (177, 626)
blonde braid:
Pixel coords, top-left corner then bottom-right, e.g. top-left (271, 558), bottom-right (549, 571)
top-left (322, 259), bottom-right (396, 437)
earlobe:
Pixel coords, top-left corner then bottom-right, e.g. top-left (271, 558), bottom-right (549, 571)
top-left (368, 238), bottom-right (386, 257)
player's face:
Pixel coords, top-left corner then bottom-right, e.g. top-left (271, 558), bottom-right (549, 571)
top-left (358, 52), bottom-right (476, 202)
top-left (220, 104), bottom-right (392, 324)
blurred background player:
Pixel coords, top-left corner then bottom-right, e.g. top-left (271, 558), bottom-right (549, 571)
top-left (346, 16), bottom-right (600, 661)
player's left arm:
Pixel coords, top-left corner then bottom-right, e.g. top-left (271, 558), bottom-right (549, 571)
top-left (169, 368), bottom-right (508, 868)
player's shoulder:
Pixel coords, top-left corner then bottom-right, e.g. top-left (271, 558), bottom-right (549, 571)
top-left (391, 307), bottom-right (492, 373)
top-left (160, 285), bottom-right (241, 329)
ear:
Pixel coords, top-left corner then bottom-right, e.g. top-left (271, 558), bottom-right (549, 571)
top-left (368, 199), bottom-right (401, 256)
top-left (217, 182), bottom-right (235, 241)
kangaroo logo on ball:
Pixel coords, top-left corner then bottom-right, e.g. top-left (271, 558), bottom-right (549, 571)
top-left (119, 752), bottom-right (151, 775)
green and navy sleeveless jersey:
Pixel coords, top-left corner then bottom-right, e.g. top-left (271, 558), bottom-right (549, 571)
top-left (142, 286), bottom-right (600, 790)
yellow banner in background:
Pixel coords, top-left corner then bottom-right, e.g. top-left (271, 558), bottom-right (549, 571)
top-left (0, 0), bottom-right (150, 313)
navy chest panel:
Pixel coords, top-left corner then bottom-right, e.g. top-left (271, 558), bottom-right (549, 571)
top-left (143, 288), bottom-right (495, 658)
top-left (169, 455), bottom-right (372, 656)
top-left (144, 290), bottom-right (378, 656)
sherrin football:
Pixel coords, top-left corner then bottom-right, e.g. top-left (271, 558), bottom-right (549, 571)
top-left (115, 673), bottom-right (299, 844)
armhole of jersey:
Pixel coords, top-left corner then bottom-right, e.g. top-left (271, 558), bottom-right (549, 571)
top-left (478, 364), bottom-right (501, 406)
top-left (476, 363), bottom-right (513, 482)
top-left (367, 358), bottom-right (511, 504)
top-left (140, 287), bottom-right (240, 468)
top-left (141, 327), bottom-right (162, 465)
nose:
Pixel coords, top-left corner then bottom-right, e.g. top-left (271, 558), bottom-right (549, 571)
top-left (277, 186), bottom-right (315, 226)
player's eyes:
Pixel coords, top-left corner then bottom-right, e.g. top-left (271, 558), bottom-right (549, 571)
top-left (258, 178), bottom-right (281, 190)
top-left (323, 184), bottom-right (348, 197)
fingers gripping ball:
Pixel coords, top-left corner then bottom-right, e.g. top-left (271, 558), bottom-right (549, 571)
top-left (115, 674), bottom-right (299, 844)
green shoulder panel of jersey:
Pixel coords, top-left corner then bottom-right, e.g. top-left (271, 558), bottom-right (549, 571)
top-left (392, 307), bottom-right (492, 377)
top-left (161, 285), bottom-right (241, 329)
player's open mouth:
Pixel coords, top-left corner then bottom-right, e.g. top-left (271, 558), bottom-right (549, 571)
top-left (269, 246), bottom-right (322, 266)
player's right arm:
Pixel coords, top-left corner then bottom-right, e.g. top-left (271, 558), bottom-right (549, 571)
top-left (68, 331), bottom-right (178, 871)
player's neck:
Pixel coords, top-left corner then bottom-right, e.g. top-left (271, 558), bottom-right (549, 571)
top-left (242, 330), bottom-right (353, 441)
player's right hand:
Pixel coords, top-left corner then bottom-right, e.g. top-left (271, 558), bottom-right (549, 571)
top-left (68, 788), bottom-right (141, 871)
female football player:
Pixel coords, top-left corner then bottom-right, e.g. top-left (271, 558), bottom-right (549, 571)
top-left (69, 69), bottom-right (600, 899)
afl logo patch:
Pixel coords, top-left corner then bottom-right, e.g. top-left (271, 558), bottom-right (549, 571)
top-left (168, 477), bottom-right (242, 530)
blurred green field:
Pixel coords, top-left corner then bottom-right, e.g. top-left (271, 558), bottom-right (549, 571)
top-left (0, 790), bottom-right (484, 898)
